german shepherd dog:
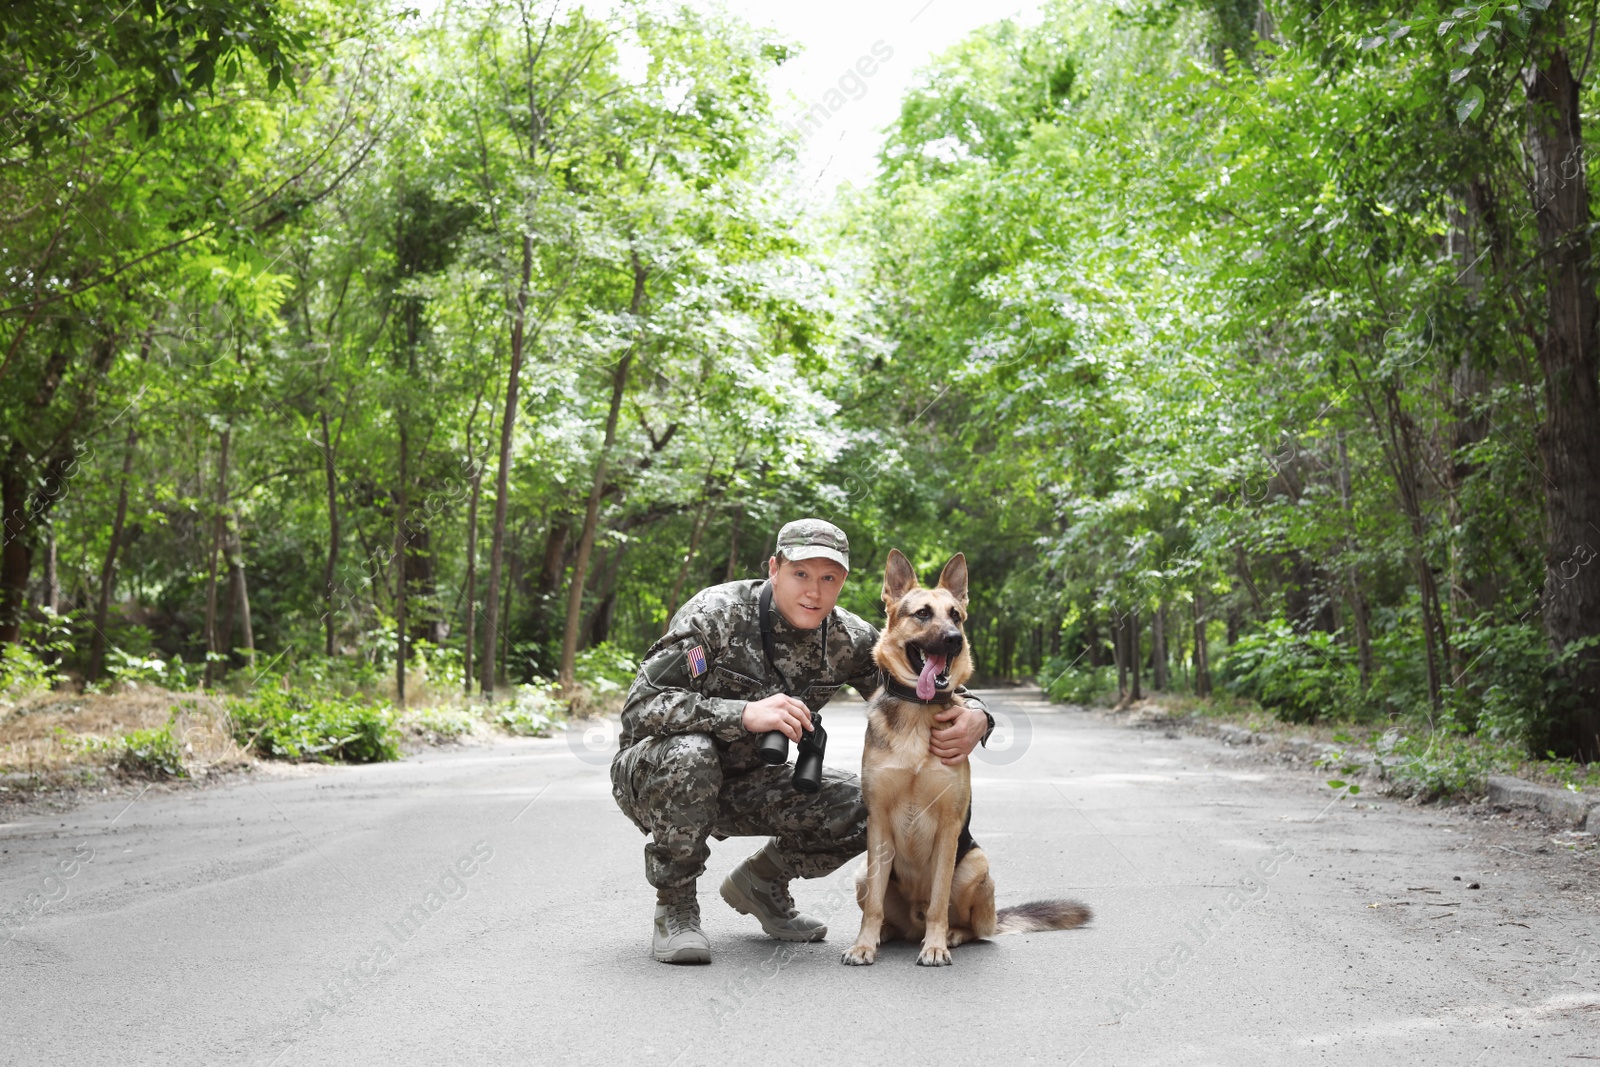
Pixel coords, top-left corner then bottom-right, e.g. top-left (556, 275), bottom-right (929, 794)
top-left (842, 550), bottom-right (1090, 967)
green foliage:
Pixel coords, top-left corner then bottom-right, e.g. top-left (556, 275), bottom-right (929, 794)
top-left (1450, 617), bottom-right (1551, 745)
top-left (2, 608), bottom-right (74, 705)
top-left (1377, 727), bottom-right (1518, 801)
top-left (116, 716), bottom-right (188, 780)
top-left (1536, 754), bottom-right (1600, 793)
top-left (1040, 657), bottom-right (1115, 704)
top-left (3, 0), bottom-right (308, 143)
top-left (407, 641), bottom-right (464, 695)
top-left (496, 684), bottom-right (572, 742)
top-left (404, 705), bottom-right (478, 741)
top-left (1217, 620), bottom-right (1363, 724)
top-left (274, 655), bottom-right (388, 699)
top-left (572, 644), bottom-right (638, 695)
top-left (1, 646), bottom-right (54, 707)
top-left (102, 648), bottom-right (201, 692)
top-left (230, 689), bottom-right (401, 764)
top-left (5, 0), bottom-right (1598, 773)
top-left (494, 683), bottom-right (566, 737)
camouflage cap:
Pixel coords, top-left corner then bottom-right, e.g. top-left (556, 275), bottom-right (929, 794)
top-left (775, 518), bottom-right (850, 571)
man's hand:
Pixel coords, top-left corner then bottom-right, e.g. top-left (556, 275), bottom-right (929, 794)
top-left (930, 702), bottom-right (987, 766)
top-left (742, 693), bottom-right (813, 741)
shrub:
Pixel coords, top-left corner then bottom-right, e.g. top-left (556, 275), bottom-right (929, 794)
top-left (573, 643), bottom-right (638, 695)
top-left (1449, 617), bottom-right (1550, 746)
top-left (231, 688), bottom-right (400, 763)
top-left (1217, 618), bottom-right (1361, 723)
top-left (495, 682), bottom-right (566, 737)
top-left (276, 653), bottom-right (387, 697)
top-left (408, 640), bottom-right (464, 694)
top-left (117, 717), bottom-right (188, 779)
top-left (404, 706), bottom-right (478, 742)
top-left (1374, 725), bottom-right (1517, 801)
top-left (1040, 659), bottom-right (1115, 703)
top-left (2, 607), bottom-right (73, 706)
top-left (103, 647), bottom-right (201, 691)
top-left (1, 645), bottom-right (54, 708)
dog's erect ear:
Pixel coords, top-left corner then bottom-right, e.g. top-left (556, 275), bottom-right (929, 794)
top-left (936, 553), bottom-right (969, 606)
top-left (883, 549), bottom-right (919, 605)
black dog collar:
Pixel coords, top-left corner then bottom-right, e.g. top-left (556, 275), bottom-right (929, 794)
top-left (879, 674), bottom-right (956, 706)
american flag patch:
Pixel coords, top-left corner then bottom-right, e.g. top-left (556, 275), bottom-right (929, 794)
top-left (686, 645), bottom-right (707, 678)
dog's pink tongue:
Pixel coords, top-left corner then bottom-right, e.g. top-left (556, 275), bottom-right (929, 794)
top-left (917, 653), bottom-right (946, 700)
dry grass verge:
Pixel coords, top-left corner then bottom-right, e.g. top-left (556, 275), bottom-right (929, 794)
top-left (2, 689), bottom-right (247, 776)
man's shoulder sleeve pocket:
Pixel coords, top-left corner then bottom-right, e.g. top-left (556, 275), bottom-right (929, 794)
top-left (642, 635), bottom-right (701, 689)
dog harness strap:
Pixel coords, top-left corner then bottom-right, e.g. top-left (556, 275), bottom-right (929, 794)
top-left (757, 580), bottom-right (827, 698)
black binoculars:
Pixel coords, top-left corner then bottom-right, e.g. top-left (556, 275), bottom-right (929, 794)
top-left (756, 713), bottom-right (827, 794)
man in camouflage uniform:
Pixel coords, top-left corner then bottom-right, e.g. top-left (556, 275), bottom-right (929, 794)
top-left (611, 518), bottom-right (994, 964)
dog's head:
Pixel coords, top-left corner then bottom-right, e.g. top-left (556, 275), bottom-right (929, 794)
top-left (874, 549), bottom-right (973, 700)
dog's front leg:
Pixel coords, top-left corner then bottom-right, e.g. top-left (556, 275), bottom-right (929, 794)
top-left (842, 816), bottom-right (895, 966)
top-left (916, 825), bottom-right (961, 967)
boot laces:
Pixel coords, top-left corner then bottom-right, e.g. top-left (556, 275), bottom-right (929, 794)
top-left (763, 877), bottom-right (797, 917)
top-left (662, 899), bottom-right (700, 935)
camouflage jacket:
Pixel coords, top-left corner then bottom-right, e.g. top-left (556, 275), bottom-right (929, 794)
top-left (617, 579), bottom-right (989, 771)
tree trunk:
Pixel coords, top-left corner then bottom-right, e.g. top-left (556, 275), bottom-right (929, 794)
top-left (724, 508), bottom-right (742, 582)
top-left (1113, 612), bottom-right (1128, 699)
top-left (202, 426), bottom-right (231, 687)
top-left (44, 528), bottom-right (58, 615)
top-left (1446, 193), bottom-right (1497, 620)
top-left (1527, 27), bottom-right (1600, 759)
top-left (525, 517), bottom-right (570, 652)
top-left (559, 256), bottom-right (646, 690)
top-left (220, 555), bottom-right (238, 672)
top-left (463, 452), bottom-right (483, 695)
top-left (395, 422), bottom-right (409, 709)
top-left (319, 409), bottom-right (340, 657)
top-left (228, 519), bottom-right (255, 670)
top-left (482, 233), bottom-right (534, 696)
top-left (561, 350), bottom-right (632, 688)
top-left (88, 422), bottom-right (137, 682)
top-left (1235, 548), bottom-right (1262, 614)
top-left (537, 520), bottom-right (570, 599)
top-left (586, 540), bottom-right (627, 648)
top-left (1194, 594), bottom-right (1212, 697)
top-left (0, 334), bottom-right (118, 645)
top-left (502, 544), bottom-right (524, 680)
top-left (1152, 604), bottom-right (1168, 691)
top-left (0, 453), bottom-right (30, 645)
top-left (1128, 609), bottom-right (1143, 701)
top-left (1337, 430), bottom-right (1374, 689)
top-left (664, 497), bottom-right (712, 630)
top-left (1347, 360), bottom-right (1451, 707)
top-left (1174, 612), bottom-right (1188, 690)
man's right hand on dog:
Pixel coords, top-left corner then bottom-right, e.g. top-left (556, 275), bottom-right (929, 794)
top-left (742, 694), bottom-right (813, 740)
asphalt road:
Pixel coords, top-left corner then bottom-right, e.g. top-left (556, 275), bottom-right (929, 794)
top-left (2, 689), bottom-right (1596, 1066)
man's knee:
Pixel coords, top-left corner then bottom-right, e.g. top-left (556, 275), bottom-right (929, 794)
top-left (657, 732), bottom-right (720, 770)
top-left (817, 768), bottom-right (867, 838)
top-left (628, 734), bottom-right (725, 832)
top-left (768, 768), bottom-right (867, 876)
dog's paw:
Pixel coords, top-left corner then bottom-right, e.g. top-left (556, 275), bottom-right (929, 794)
top-left (916, 944), bottom-right (952, 967)
top-left (841, 944), bottom-right (878, 966)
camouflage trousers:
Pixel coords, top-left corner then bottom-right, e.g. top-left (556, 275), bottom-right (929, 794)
top-left (611, 733), bottom-right (867, 893)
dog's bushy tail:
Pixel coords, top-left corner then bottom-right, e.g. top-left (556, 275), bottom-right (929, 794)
top-left (994, 899), bottom-right (1091, 935)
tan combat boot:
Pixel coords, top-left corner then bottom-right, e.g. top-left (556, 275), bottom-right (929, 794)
top-left (653, 887), bottom-right (711, 964)
top-left (720, 839), bottom-right (827, 942)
